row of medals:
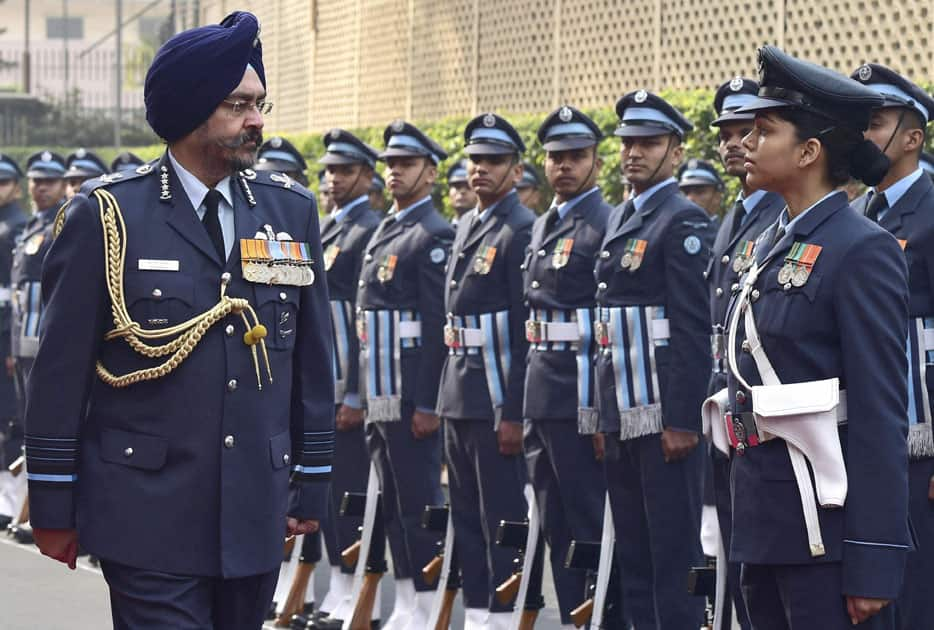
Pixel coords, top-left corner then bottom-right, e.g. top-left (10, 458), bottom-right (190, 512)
top-left (776, 260), bottom-right (810, 288)
top-left (243, 261), bottom-right (315, 286)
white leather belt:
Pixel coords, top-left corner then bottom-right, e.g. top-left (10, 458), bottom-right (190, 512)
top-left (444, 325), bottom-right (484, 348)
top-left (525, 320), bottom-right (580, 343)
top-left (398, 321), bottom-right (422, 339)
top-left (596, 318), bottom-right (670, 346)
top-left (923, 327), bottom-right (934, 351)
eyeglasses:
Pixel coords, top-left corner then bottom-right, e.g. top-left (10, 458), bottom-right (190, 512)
top-left (221, 99), bottom-right (274, 116)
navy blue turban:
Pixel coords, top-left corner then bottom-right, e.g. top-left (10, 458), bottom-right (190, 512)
top-left (144, 11), bottom-right (266, 142)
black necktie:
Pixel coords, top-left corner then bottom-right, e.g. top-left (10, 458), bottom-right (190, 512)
top-left (865, 192), bottom-right (888, 223)
top-left (544, 206), bottom-right (560, 234)
top-left (620, 199), bottom-right (636, 225)
top-left (728, 199), bottom-right (745, 241)
top-left (201, 189), bottom-right (226, 261)
top-left (772, 223), bottom-right (786, 248)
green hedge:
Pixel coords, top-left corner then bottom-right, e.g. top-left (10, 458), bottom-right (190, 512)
top-left (5, 85), bottom-right (934, 216)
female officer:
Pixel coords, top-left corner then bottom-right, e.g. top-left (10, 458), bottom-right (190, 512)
top-left (723, 45), bottom-right (910, 629)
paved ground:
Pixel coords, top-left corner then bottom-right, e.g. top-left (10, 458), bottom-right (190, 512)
top-left (0, 535), bottom-right (564, 630)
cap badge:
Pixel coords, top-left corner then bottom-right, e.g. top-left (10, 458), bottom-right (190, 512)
top-left (634, 90), bottom-right (648, 103)
top-left (41, 151), bottom-right (52, 162)
top-left (329, 129), bottom-right (341, 140)
top-left (730, 77), bottom-right (744, 91)
top-left (858, 65), bottom-right (872, 82)
top-left (482, 113), bottom-right (496, 128)
top-left (688, 159), bottom-right (698, 169)
top-left (558, 106), bottom-right (573, 122)
top-left (391, 119), bottom-right (405, 133)
top-left (270, 136), bottom-right (283, 148)
top-left (75, 148), bottom-right (87, 158)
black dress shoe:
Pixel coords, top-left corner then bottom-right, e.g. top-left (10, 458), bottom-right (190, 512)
top-left (11, 525), bottom-right (33, 544)
top-left (302, 602), bottom-right (316, 616)
top-left (266, 601), bottom-right (279, 620)
top-left (310, 615), bottom-right (343, 630)
top-left (0, 515), bottom-right (12, 530)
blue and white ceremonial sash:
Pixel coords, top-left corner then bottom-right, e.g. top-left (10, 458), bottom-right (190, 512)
top-left (596, 305), bottom-right (670, 440)
top-left (24, 434), bottom-right (78, 485)
top-left (444, 310), bottom-right (512, 424)
top-left (330, 300), bottom-right (354, 401)
top-left (15, 281), bottom-right (42, 358)
top-left (358, 309), bottom-right (421, 422)
top-left (907, 317), bottom-right (934, 458)
top-left (525, 307), bottom-right (598, 433)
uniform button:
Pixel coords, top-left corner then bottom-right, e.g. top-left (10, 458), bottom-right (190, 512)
top-left (537, 249), bottom-right (546, 257)
top-left (225, 324), bottom-right (235, 336)
top-left (736, 390), bottom-right (747, 405)
top-left (123, 447), bottom-right (134, 457)
top-left (703, 270), bottom-right (709, 280)
top-left (741, 340), bottom-right (751, 353)
top-left (283, 454), bottom-right (291, 465)
top-left (221, 272), bottom-right (231, 284)
top-left (715, 287), bottom-right (723, 297)
top-left (151, 288), bottom-right (162, 298)
top-left (450, 280), bottom-right (458, 288)
top-left (531, 280), bottom-right (540, 289)
top-left (721, 255), bottom-right (730, 265)
top-left (364, 254), bottom-right (373, 262)
top-left (224, 435), bottom-right (235, 449)
top-left (227, 378), bottom-right (238, 392)
top-left (358, 280), bottom-right (365, 288)
top-left (600, 251), bottom-right (610, 259)
top-left (279, 291), bottom-right (287, 301)
top-left (751, 289), bottom-right (761, 301)
top-left (597, 282), bottom-right (607, 291)
top-left (731, 283), bottom-right (740, 293)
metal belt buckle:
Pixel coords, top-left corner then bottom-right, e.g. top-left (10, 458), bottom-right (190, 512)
top-left (594, 321), bottom-right (609, 347)
top-left (724, 411), bottom-right (746, 456)
top-left (710, 333), bottom-right (724, 361)
top-left (525, 320), bottom-right (543, 343)
top-left (443, 325), bottom-right (462, 348)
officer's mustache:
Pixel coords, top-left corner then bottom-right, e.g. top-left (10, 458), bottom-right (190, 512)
top-left (219, 130), bottom-right (263, 151)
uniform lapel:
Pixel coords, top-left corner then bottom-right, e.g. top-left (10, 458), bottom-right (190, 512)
top-left (880, 174), bottom-right (931, 234)
top-left (226, 178), bottom-right (264, 273)
top-left (159, 154), bottom-right (225, 266)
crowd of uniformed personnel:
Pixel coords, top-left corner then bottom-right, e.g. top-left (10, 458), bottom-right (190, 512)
top-left (2, 12), bottom-right (934, 630)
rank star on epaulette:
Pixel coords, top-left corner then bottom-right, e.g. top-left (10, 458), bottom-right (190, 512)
top-left (269, 172), bottom-right (294, 189)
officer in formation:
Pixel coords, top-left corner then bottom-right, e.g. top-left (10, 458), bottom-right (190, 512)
top-left (308, 128), bottom-right (384, 629)
top-left (720, 45), bottom-right (910, 629)
top-left (0, 154), bottom-right (27, 530)
top-left (318, 168), bottom-right (335, 214)
top-left (515, 161), bottom-right (543, 211)
top-left (26, 12), bottom-right (335, 629)
top-left (256, 135), bottom-right (310, 187)
top-left (677, 158), bottom-right (725, 219)
top-left (522, 105), bottom-right (620, 626)
top-left (436, 113), bottom-right (534, 629)
top-left (704, 75), bottom-right (786, 630)
top-left (445, 158), bottom-right (478, 227)
top-left (355, 120), bottom-right (452, 628)
top-left (63, 148), bottom-right (108, 200)
top-left (849, 62), bottom-right (934, 630)
top-left (369, 172), bottom-right (387, 211)
top-left (596, 90), bottom-right (713, 628)
top-left (110, 151), bottom-right (145, 174)
top-left (922, 152), bottom-right (934, 179)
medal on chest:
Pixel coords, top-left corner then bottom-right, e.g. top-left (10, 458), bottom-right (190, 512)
top-left (620, 238), bottom-right (647, 272)
top-left (473, 245), bottom-right (497, 275)
top-left (377, 254), bottom-right (398, 283)
top-left (240, 238), bottom-right (316, 286)
top-left (732, 240), bottom-right (755, 273)
top-left (552, 238), bottom-right (574, 269)
top-left (324, 244), bottom-right (340, 271)
top-left (777, 242), bottom-right (822, 289)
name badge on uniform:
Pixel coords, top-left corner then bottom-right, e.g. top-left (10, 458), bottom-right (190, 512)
top-left (777, 242), bottom-right (822, 289)
top-left (24, 234), bottom-right (44, 256)
top-left (377, 254), bottom-right (398, 283)
top-left (138, 259), bottom-right (180, 272)
top-left (324, 245), bottom-right (340, 271)
top-left (552, 238), bottom-right (574, 269)
top-left (620, 238), bottom-right (647, 272)
top-left (473, 246), bottom-right (497, 275)
top-left (732, 241), bottom-right (755, 273)
top-left (240, 238), bottom-right (315, 286)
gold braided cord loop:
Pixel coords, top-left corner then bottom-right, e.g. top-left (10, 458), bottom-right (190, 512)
top-left (90, 188), bottom-right (272, 389)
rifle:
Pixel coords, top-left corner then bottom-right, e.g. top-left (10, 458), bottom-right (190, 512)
top-left (565, 540), bottom-right (600, 627)
top-left (687, 559), bottom-right (717, 630)
top-left (275, 559), bottom-right (315, 627)
top-left (494, 484), bottom-right (544, 630)
top-left (343, 464), bottom-right (385, 630)
top-left (422, 504), bottom-right (460, 629)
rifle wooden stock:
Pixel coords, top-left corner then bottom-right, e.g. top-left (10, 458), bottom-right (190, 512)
top-left (495, 572), bottom-right (521, 606)
top-left (275, 562), bottom-right (314, 627)
top-left (518, 609), bottom-right (538, 630)
top-left (570, 598), bottom-right (594, 628)
top-left (282, 536), bottom-right (296, 559)
top-left (435, 588), bottom-right (457, 630)
top-left (342, 539), bottom-right (362, 568)
top-left (422, 554), bottom-right (443, 585)
top-left (349, 571), bottom-right (383, 630)
top-left (8, 454), bottom-right (24, 475)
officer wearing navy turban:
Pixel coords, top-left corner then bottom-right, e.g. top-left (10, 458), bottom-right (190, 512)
top-left (25, 12), bottom-right (334, 629)
top-left (0, 154), bottom-right (27, 531)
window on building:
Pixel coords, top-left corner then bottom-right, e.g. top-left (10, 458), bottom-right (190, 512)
top-left (46, 17), bottom-right (84, 40)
